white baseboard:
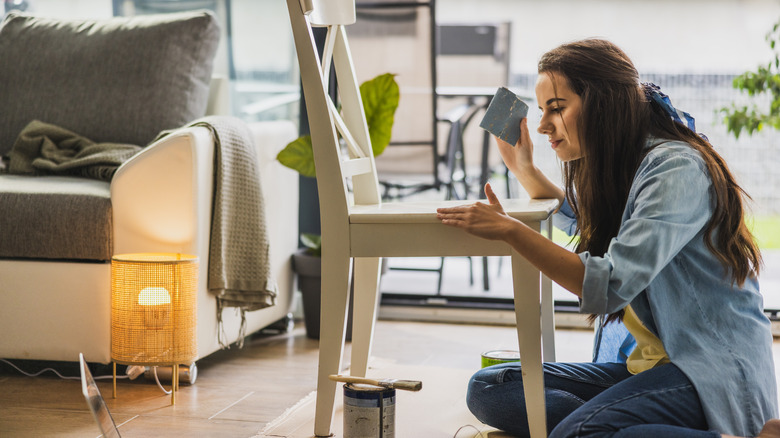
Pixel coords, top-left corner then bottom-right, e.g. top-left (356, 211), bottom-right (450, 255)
top-left (378, 305), bottom-right (592, 330)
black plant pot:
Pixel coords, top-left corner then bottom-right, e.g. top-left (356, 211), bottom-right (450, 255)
top-left (291, 249), bottom-right (353, 340)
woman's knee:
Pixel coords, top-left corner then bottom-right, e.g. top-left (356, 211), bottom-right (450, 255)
top-left (466, 364), bottom-right (523, 413)
top-left (466, 364), bottom-right (528, 432)
top-left (466, 364), bottom-right (588, 437)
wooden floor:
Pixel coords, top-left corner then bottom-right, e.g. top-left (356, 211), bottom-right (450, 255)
top-left (2, 318), bottom-right (779, 438)
top-left (0, 319), bottom-right (597, 438)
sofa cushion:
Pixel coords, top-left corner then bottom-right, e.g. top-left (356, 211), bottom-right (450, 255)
top-left (0, 175), bottom-right (112, 261)
top-left (0, 10), bottom-right (220, 156)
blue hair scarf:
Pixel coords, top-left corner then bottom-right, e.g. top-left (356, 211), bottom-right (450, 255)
top-left (642, 82), bottom-right (708, 141)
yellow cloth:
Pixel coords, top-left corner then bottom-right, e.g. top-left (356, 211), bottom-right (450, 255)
top-left (623, 305), bottom-right (670, 374)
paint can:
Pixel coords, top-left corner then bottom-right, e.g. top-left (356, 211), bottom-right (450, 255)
top-left (481, 349), bottom-right (521, 368)
top-left (343, 383), bottom-right (396, 438)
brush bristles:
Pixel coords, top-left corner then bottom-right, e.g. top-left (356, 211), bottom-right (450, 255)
top-left (382, 379), bottom-right (422, 391)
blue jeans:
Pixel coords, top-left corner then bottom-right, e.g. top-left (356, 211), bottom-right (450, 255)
top-left (466, 362), bottom-right (721, 438)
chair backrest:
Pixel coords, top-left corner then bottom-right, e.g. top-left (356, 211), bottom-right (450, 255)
top-left (349, 0), bottom-right (439, 179)
top-left (286, 0), bottom-right (382, 230)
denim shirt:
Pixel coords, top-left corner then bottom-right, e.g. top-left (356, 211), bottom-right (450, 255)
top-left (553, 138), bottom-right (778, 436)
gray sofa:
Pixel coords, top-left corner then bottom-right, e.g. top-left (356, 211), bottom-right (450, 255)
top-left (0, 11), bottom-right (299, 363)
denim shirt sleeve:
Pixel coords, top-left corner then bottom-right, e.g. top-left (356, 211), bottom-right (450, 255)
top-left (579, 149), bottom-right (713, 315)
top-left (552, 196), bottom-right (578, 236)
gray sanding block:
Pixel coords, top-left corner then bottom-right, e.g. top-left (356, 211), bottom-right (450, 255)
top-left (479, 87), bottom-right (529, 146)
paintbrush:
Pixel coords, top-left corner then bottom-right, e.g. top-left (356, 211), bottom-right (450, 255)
top-left (328, 374), bottom-right (422, 391)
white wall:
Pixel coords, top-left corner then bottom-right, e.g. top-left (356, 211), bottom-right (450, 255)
top-left (438, 0), bottom-right (780, 74)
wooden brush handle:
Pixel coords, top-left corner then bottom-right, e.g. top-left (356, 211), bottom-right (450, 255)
top-left (328, 375), bottom-right (422, 391)
top-left (328, 375), bottom-right (371, 385)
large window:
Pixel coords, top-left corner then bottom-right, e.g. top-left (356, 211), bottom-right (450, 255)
top-left (380, 0), bottom-right (780, 315)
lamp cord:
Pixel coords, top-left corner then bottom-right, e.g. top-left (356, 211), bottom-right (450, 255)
top-left (453, 424), bottom-right (486, 438)
top-left (152, 366), bottom-right (172, 395)
top-left (0, 358), bottom-right (128, 381)
top-left (1, 358), bottom-right (173, 397)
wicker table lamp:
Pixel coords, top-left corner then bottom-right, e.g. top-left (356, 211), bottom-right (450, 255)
top-left (110, 253), bottom-right (198, 405)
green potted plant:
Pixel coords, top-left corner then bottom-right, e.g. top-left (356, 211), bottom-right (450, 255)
top-left (720, 19), bottom-right (780, 138)
top-left (279, 73), bottom-right (399, 339)
top-left (289, 233), bottom-right (334, 339)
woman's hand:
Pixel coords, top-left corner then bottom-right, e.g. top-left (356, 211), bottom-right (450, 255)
top-left (495, 118), bottom-right (566, 202)
top-left (438, 182), bottom-right (585, 297)
top-left (436, 183), bottom-right (517, 241)
top-left (495, 118), bottom-right (534, 175)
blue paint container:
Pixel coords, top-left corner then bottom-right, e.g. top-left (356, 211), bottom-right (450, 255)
top-left (343, 383), bottom-right (396, 438)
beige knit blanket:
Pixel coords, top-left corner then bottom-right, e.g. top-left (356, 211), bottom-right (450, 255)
top-left (163, 116), bottom-right (278, 348)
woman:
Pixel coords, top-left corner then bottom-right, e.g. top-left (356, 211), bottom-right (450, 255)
top-left (436, 39), bottom-right (779, 438)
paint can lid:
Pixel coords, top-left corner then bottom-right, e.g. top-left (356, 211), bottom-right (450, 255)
top-left (344, 383), bottom-right (396, 400)
top-left (482, 349), bottom-right (521, 360)
top-left (481, 349), bottom-right (521, 368)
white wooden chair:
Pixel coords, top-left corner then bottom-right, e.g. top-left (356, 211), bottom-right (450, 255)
top-left (285, 0), bottom-right (559, 436)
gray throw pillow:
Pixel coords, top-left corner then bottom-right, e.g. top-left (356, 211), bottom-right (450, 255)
top-left (0, 10), bottom-right (220, 156)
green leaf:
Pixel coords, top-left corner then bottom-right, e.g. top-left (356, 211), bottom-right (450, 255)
top-left (721, 18), bottom-right (780, 139)
top-left (276, 73), bottom-right (398, 177)
top-left (277, 135), bottom-right (316, 178)
top-left (300, 232), bottom-right (322, 256)
top-left (360, 73), bottom-right (400, 157)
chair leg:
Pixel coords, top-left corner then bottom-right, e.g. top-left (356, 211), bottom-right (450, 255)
top-left (482, 257), bottom-right (490, 291)
top-left (467, 256), bottom-right (474, 286)
top-left (510, 251), bottom-right (548, 438)
top-left (541, 220), bottom-right (556, 362)
top-left (541, 270), bottom-right (556, 362)
top-left (313, 251), bottom-right (352, 437)
top-left (436, 257), bottom-right (446, 294)
top-left (350, 257), bottom-right (382, 377)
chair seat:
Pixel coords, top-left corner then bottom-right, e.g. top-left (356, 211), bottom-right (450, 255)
top-left (349, 198), bottom-right (558, 224)
top-left (349, 199), bottom-right (557, 258)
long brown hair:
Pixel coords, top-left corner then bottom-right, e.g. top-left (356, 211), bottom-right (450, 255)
top-left (538, 39), bottom-right (762, 323)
